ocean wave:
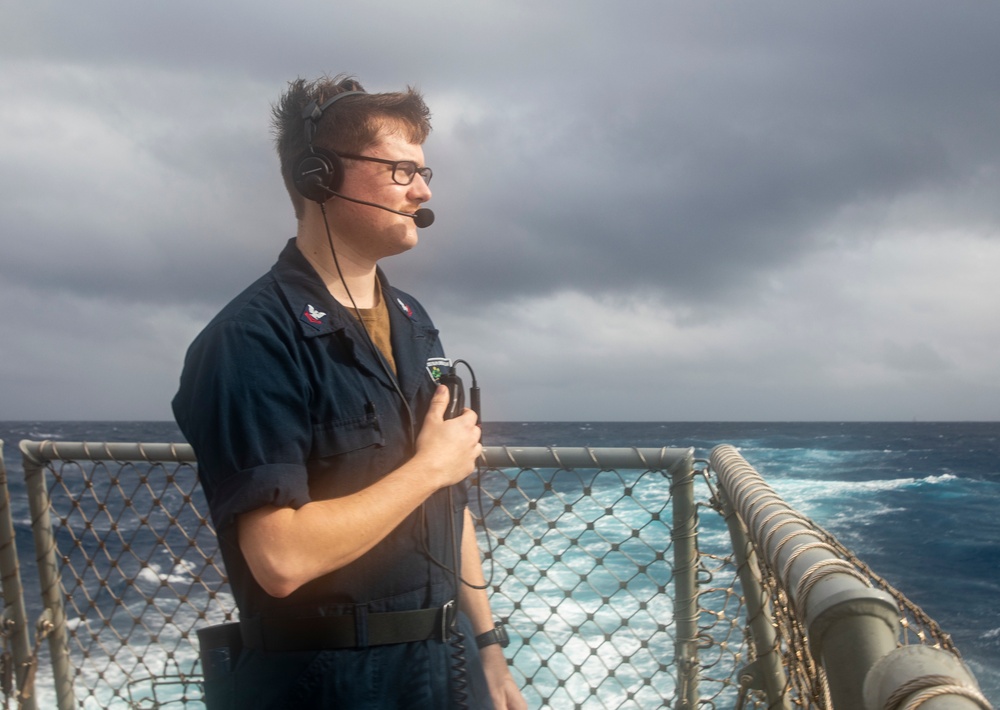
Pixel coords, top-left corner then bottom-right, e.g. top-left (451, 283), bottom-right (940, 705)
top-left (760, 474), bottom-right (962, 526)
top-left (730, 445), bottom-right (952, 478)
top-left (772, 472), bottom-right (958, 498)
top-left (27, 431), bottom-right (64, 440)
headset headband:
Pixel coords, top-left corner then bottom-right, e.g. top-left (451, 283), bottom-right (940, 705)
top-left (302, 90), bottom-right (366, 145)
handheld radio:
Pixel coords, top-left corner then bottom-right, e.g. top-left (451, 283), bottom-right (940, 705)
top-left (439, 367), bottom-right (465, 420)
top-left (439, 361), bottom-right (480, 426)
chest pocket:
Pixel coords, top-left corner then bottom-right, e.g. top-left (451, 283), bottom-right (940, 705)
top-left (310, 413), bottom-right (384, 459)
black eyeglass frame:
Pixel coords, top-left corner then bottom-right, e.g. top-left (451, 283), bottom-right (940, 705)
top-left (337, 153), bottom-right (433, 186)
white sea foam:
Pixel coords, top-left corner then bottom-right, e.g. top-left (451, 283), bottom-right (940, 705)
top-left (135, 559), bottom-right (197, 587)
top-left (770, 471), bottom-right (959, 501)
top-left (27, 430), bottom-right (64, 439)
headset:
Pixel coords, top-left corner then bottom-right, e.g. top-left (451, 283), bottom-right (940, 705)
top-left (291, 89), bottom-right (435, 227)
top-left (292, 90), bottom-right (366, 203)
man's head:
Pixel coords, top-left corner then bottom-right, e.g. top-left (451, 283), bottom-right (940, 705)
top-left (272, 75), bottom-right (432, 220)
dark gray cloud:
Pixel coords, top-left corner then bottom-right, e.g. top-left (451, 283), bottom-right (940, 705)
top-left (400, 2), bottom-right (1000, 305)
top-left (2, 0), bottom-right (999, 420)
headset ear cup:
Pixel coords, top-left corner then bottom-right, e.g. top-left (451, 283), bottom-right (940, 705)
top-left (293, 147), bottom-right (345, 203)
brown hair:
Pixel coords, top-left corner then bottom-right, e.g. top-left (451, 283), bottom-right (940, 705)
top-left (271, 74), bottom-right (432, 219)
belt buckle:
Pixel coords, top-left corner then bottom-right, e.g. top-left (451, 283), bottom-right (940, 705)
top-left (440, 600), bottom-right (457, 641)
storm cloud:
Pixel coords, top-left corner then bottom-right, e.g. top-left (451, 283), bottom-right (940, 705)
top-left (2, 1), bottom-right (998, 421)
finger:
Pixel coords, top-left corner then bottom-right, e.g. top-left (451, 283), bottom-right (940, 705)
top-left (424, 384), bottom-right (450, 419)
top-left (453, 408), bottom-right (477, 427)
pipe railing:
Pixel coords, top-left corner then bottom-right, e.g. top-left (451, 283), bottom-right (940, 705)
top-left (710, 444), bottom-right (990, 710)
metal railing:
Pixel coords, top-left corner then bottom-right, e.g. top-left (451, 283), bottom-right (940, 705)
top-left (0, 439), bottom-right (993, 709)
top-left (708, 445), bottom-right (991, 710)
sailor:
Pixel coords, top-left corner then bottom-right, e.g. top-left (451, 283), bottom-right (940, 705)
top-left (173, 74), bottom-right (525, 709)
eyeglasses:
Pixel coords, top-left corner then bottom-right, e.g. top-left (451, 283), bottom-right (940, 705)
top-left (338, 153), bottom-right (433, 186)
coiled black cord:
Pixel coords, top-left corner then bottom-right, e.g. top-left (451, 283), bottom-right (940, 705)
top-left (449, 622), bottom-right (470, 708)
top-left (445, 479), bottom-right (470, 710)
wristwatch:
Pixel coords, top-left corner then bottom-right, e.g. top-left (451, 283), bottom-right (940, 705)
top-left (474, 621), bottom-right (509, 649)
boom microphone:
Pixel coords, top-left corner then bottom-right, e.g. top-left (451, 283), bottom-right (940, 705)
top-left (314, 182), bottom-right (435, 228)
top-left (413, 208), bottom-right (435, 228)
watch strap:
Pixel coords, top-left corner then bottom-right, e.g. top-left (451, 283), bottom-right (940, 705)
top-left (474, 622), bottom-right (509, 649)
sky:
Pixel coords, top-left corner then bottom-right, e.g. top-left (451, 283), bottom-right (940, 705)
top-left (2, 1), bottom-right (999, 422)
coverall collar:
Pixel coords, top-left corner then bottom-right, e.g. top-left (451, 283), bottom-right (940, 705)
top-left (270, 238), bottom-right (440, 400)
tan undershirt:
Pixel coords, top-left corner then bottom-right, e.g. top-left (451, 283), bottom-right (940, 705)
top-left (350, 288), bottom-right (396, 376)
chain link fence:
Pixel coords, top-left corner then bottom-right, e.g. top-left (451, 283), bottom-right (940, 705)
top-left (475, 449), bottom-right (701, 708)
top-left (0, 440), bottom-right (992, 709)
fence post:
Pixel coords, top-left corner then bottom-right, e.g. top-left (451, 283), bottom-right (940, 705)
top-left (671, 453), bottom-right (700, 709)
top-left (0, 442), bottom-right (38, 710)
top-left (716, 484), bottom-right (790, 708)
top-left (19, 443), bottom-right (76, 710)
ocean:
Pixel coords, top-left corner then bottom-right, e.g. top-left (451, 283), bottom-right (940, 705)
top-left (1, 420), bottom-right (998, 706)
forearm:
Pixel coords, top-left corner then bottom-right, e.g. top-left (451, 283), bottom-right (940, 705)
top-left (239, 389), bottom-right (482, 598)
top-left (238, 456), bottom-right (441, 598)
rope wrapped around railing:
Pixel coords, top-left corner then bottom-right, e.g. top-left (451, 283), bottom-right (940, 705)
top-left (710, 447), bottom-right (874, 616)
top-left (19, 442), bottom-right (693, 474)
top-left (709, 444), bottom-right (992, 710)
top-left (480, 445), bottom-right (693, 473)
top-left (19, 441), bottom-right (196, 466)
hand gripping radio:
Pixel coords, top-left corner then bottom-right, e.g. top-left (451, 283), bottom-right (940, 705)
top-left (439, 360), bottom-right (479, 423)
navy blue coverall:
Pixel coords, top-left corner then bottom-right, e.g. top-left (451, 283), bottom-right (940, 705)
top-left (173, 239), bottom-right (491, 708)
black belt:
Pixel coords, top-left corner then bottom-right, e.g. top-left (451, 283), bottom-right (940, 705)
top-left (201, 601), bottom-right (457, 654)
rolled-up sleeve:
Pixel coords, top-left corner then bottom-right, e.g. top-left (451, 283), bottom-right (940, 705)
top-left (173, 317), bottom-right (312, 532)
